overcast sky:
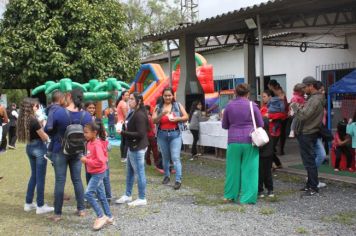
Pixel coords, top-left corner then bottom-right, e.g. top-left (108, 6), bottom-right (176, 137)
top-left (199, 0), bottom-right (268, 20)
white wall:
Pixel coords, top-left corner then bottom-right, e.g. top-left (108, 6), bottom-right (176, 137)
top-left (147, 34), bottom-right (356, 100)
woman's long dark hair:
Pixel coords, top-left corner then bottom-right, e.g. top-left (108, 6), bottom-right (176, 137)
top-left (337, 120), bottom-right (348, 141)
top-left (131, 92), bottom-right (149, 131)
top-left (353, 110), bottom-right (356, 122)
top-left (189, 100), bottom-right (200, 123)
top-left (161, 87), bottom-right (175, 104)
top-left (70, 89), bottom-right (84, 110)
top-left (17, 98), bottom-right (37, 142)
top-left (116, 90), bottom-right (129, 107)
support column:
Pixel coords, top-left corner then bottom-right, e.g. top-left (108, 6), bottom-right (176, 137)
top-left (244, 32), bottom-right (257, 101)
top-left (167, 40), bottom-right (173, 87)
top-left (257, 14), bottom-right (264, 103)
top-left (177, 34), bottom-right (203, 107)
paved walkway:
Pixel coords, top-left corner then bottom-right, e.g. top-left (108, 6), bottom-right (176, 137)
top-left (190, 138), bottom-right (356, 185)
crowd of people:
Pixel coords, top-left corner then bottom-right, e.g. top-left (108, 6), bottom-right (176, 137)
top-left (1, 77), bottom-right (355, 230)
top-left (222, 78), bottom-right (355, 203)
top-left (9, 87), bottom-right (189, 231)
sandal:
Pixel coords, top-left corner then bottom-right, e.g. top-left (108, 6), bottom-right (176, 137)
top-left (223, 198), bottom-right (234, 203)
top-left (77, 210), bottom-right (86, 217)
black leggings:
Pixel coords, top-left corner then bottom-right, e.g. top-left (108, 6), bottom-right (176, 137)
top-left (259, 157), bottom-right (273, 192)
top-left (190, 129), bottom-right (199, 156)
top-left (279, 119), bottom-right (288, 154)
top-left (335, 146), bottom-right (353, 169)
top-left (272, 136), bottom-right (282, 167)
top-left (8, 125), bottom-right (17, 147)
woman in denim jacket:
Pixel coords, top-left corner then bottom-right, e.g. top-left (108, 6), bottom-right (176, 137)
top-left (152, 87), bottom-right (188, 190)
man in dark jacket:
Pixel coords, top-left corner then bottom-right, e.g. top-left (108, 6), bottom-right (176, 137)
top-left (291, 76), bottom-right (325, 196)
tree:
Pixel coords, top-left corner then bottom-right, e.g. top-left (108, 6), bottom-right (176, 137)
top-left (122, 0), bottom-right (182, 55)
top-left (0, 0), bottom-right (140, 89)
top-left (2, 89), bottom-right (27, 106)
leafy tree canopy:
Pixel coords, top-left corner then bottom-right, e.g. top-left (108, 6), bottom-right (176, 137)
top-left (122, 0), bottom-right (182, 55)
top-left (0, 0), bottom-right (140, 89)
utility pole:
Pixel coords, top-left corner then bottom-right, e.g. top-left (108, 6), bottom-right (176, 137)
top-left (180, 0), bottom-right (199, 25)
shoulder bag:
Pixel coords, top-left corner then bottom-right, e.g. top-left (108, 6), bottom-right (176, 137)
top-left (250, 101), bottom-right (269, 147)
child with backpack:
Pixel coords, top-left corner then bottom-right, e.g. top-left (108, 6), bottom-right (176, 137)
top-left (81, 121), bottom-right (113, 230)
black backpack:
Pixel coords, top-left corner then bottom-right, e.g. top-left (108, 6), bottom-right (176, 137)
top-left (62, 110), bottom-right (86, 156)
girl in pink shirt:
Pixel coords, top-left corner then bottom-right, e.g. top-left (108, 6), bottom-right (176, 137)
top-left (80, 122), bottom-right (113, 230)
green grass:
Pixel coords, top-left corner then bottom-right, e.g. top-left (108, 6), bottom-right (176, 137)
top-left (218, 205), bottom-right (246, 213)
top-left (259, 207), bottom-right (275, 215)
top-left (295, 227), bottom-right (308, 234)
top-left (0, 143), bottom-right (126, 235)
top-left (322, 211), bottom-right (356, 225)
top-left (0, 143), bottom-right (227, 234)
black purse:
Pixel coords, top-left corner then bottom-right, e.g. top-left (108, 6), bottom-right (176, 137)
top-left (319, 124), bottom-right (333, 141)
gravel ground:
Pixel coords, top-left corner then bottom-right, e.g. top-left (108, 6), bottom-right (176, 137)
top-left (73, 157), bottom-right (356, 236)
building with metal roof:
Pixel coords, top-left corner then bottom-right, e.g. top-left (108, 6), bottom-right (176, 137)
top-left (137, 0), bottom-right (356, 105)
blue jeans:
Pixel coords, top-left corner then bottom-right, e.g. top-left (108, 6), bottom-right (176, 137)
top-left (85, 172), bottom-right (112, 218)
top-left (53, 152), bottom-right (85, 215)
top-left (296, 133), bottom-right (319, 190)
top-left (314, 138), bottom-right (326, 168)
top-left (25, 139), bottom-right (47, 207)
top-left (103, 163), bottom-right (112, 199)
top-left (157, 130), bottom-right (182, 182)
top-left (126, 148), bottom-right (147, 199)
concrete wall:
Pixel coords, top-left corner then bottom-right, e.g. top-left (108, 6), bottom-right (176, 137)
top-left (147, 34), bottom-right (356, 100)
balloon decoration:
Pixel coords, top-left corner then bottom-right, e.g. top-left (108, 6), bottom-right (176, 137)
top-left (32, 77), bottom-right (130, 102)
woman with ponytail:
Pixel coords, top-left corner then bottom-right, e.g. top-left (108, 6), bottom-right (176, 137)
top-left (115, 92), bottom-right (149, 207)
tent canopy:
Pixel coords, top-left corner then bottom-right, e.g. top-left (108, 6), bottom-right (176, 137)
top-left (329, 70), bottom-right (356, 94)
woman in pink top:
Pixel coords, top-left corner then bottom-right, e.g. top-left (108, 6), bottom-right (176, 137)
top-left (117, 91), bottom-right (130, 161)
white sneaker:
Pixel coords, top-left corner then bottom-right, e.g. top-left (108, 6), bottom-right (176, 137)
top-left (107, 217), bottom-right (115, 225)
top-left (289, 131), bottom-right (295, 138)
top-left (115, 195), bottom-right (132, 204)
top-left (121, 158), bottom-right (127, 163)
top-left (318, 182), bottom-right (327, 188)
top-left (36, 204), bottom-right (54, 214)
top-left (24, 203), bottom-right (37, 212)
top-left (128, 198), bottom-right (147, 207)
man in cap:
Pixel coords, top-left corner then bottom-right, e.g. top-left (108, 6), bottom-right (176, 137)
top-left (291, 76), bottom-right (325, 196)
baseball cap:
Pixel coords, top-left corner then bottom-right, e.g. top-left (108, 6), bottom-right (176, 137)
top-left (302, 76), bottom-right (317, 85)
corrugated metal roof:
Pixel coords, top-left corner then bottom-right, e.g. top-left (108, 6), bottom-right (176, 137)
top-left (138, 0), bottom-right (280, 42)
top-left (137, 0), bottom-right (356, 42)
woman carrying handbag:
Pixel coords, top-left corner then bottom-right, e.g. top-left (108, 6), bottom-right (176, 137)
top-left (222, 84), bottom-right (264, 204)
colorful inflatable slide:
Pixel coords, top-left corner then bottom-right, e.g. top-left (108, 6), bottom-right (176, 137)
top-left (130, 53), bottom-right (214, 109)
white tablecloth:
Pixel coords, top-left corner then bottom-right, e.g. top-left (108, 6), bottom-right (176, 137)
top-left (182, 121), bottom-right (228, 149)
